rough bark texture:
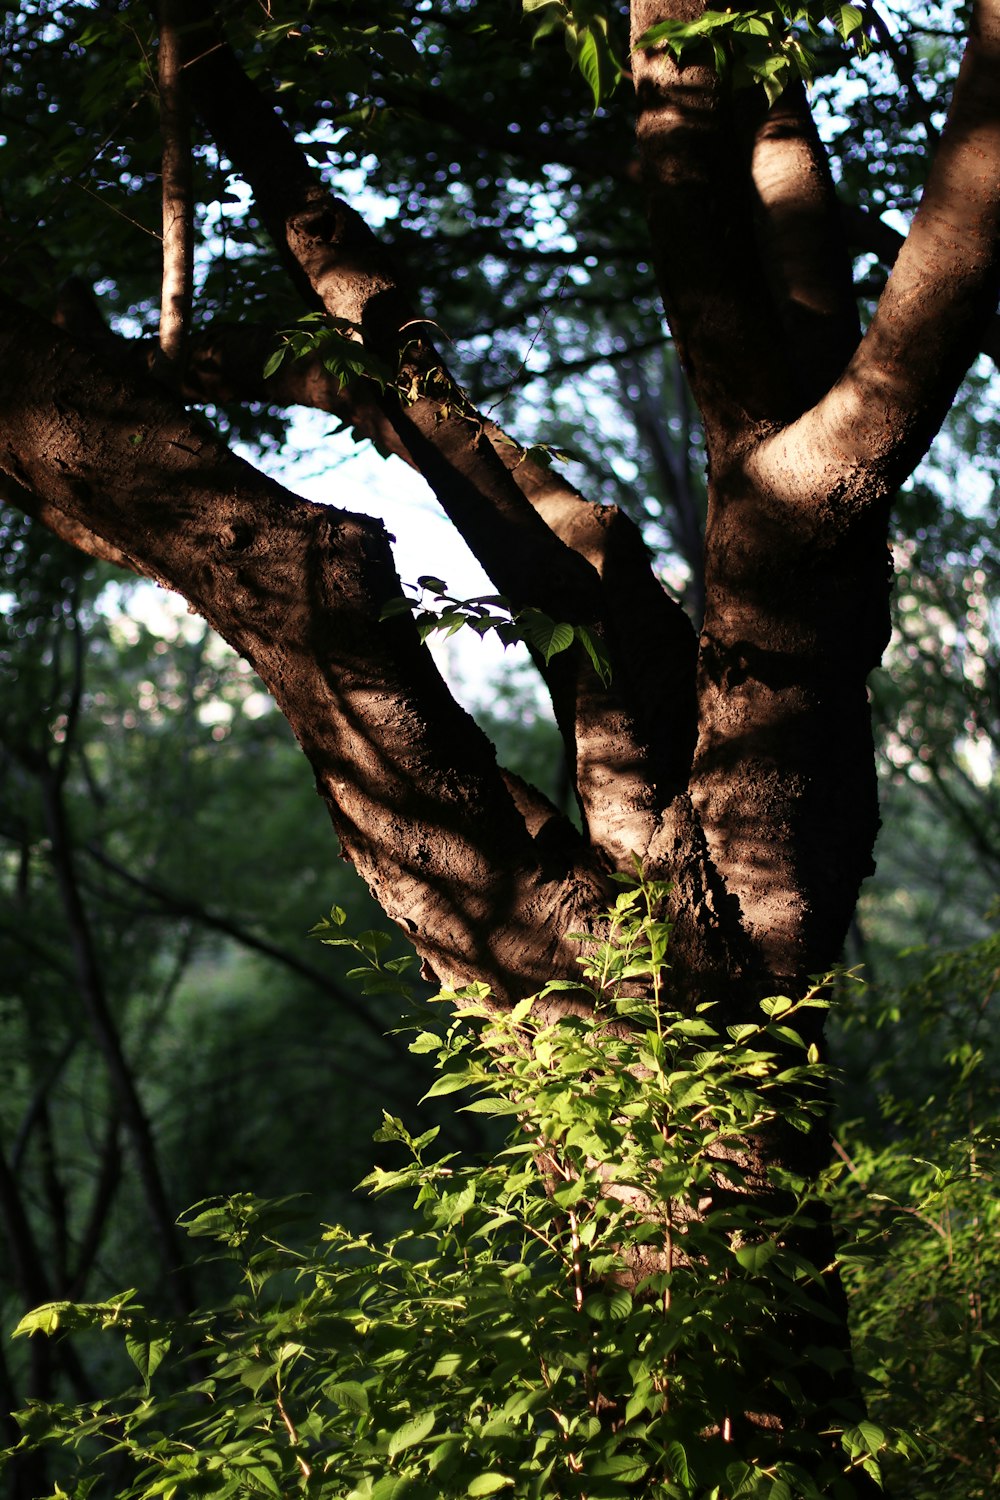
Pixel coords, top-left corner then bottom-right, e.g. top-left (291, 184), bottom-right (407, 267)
top-left (4, 1), bottom-right (1000, 1487)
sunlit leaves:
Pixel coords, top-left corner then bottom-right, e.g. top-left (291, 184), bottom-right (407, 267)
top-left (263, 313), bottom-right (392, 391)
top-left (3, 874), bottom-right (928, 1498)
top-left (379, 576), bottom-right (613, 684)
top-left (523, 1), bottom-right (625, 107)
top-left (636, 3), bottom-right (873, 105)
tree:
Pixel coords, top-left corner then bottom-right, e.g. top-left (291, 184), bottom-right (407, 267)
top-left (2, 0), bottom-right (999, 1489)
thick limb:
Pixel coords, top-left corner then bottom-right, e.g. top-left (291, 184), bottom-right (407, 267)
top-left (0, 295), bottom-right (605, 1003)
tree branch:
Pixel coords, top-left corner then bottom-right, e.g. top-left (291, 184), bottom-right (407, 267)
top-left (40, 285), bottom-right (701, 860)
top-left (67, 1115), bottom-right (122, 1298)
top-left (748, 80), bottom-right (861, 408)
top-left (0, 469), bottom-right (141, 574)
top-left (843, 202), bottom-right (1000, 370)
top-left (0, 1141), bottom-right (93, 1402)
top-left (0, 293), bottom-right (606, 1003)
top-left (81, 840), bottom-right (426, 1063)
top-left (761, 0), bottom-right (1000, 494)
top-left (32, 755), bottom-right (194, 1312)
top-left (163, 3), bottom-right (702, 860)
top-left (156, 0), bottom-right (194, 369)
top-left (630, 0), bottom-right (796, 441)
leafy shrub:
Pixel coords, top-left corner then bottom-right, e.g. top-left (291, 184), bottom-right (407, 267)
top-left (831, 931), bottom-right (1000, 1499)
top-left (2, 879), bottom-right (921, 1498)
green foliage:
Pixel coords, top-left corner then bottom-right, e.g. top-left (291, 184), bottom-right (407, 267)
top-left (2, 878), bottom-right (921, 1498)
top-left (380, 577), bottom-right (612, 684)
top-left (263, 314), bottom-right (392, 391)
top-left (523, 2), bottom-right (626, 108)
top-left (831, 929), bottom-right (1000, 1498)
top-left (0, 511), bottom-right (432, 1435)
top-left (522, 0), bottom-right (872, 110)
top-left (523, 1), bottom-right (874, 110)
top-left (636, 4), bottom-right (871, 106)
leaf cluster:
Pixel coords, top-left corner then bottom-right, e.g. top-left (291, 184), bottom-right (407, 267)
top-left (263, 315), bottom-right (393, 392)
top-left (636, 4), bottom-right (870, 106)
top-left (3, 878), bottom-right (916, 1498)
top-left (380, 576), bottom-right (612, 684)
top-left (523, 1), bottom-right (627, 108)
top-left (830, 929), bottom-right (1000, 1498)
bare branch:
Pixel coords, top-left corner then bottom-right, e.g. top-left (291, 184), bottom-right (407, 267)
top-left (32, 755), bottom-right (193, 1310)
top-left (164, 4), bottom-right (701, 861)
top-left (0, 1140), bottom-right (94, 1401)
top-left (0, 469), bottom-right (142, 573)
top-left (843, 202), bottom-right (1000, 370)
top-left (760, 0), bottom-right (1000, 494)
top-left (68, 1116), bottom-right (122, 1298)
top-left (0, 293), bottom-right (606, 1003)
top-left (157, 0), bottom-right (194, 367)
top-left (630, 1), bottom-right (796, 440)
top-left (748, 80), bottom-right (860, 408)
top-left (82, 841), bottom-right (427, 1064)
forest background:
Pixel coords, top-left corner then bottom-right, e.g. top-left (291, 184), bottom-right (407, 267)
top-left (0, 2), bottom-right (998, 1496)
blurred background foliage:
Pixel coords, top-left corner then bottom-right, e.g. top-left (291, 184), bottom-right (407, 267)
top-left (0, 1), bottom-right (996, 1493)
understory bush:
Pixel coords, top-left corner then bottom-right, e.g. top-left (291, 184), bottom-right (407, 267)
top-left (831, 930), bottom-right (1000, 1499)
top-left (3, 882), bottom-right (995, 1497)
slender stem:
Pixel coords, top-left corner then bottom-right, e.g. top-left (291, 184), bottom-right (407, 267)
top-left (158, 0), bottom-right (193, 365)
top-left (275, 1390), bottom-right (312, 1481)
top-left (37, 763), bottom-right (193, 1312)
top-left (568, 1209), bottom-right (584, 1313)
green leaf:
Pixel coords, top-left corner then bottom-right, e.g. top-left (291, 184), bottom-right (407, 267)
top-left (375, 30), bottom-right (422, 76)
top-left (12, 1295), bottom-right (136, 1338)
top-left (371, 1477), bottom-right (424, 1500)
top-left (733, 1238), bottom-right (778, 1272)
top-left (327, 1379), bottom-right (369, 1414)
top-left (461, 1096), bottom-right (522, 1115)
top-left (574, 623), bottom-right (612, 685)
top-left (429, 1350), bottom-right (463, 1379)
top-left (831, 4), bottom-right (864, 42)
top-left (379, 595), bottom-right (416, 622)
top-left (125, 1332), bottom-right (170, 1389)
top-left (573, 22), bottom-right (618, 109)
top-left (12, 1303), bottom-right (70, 1337)
top-left (510, 994), bottom-right (535, 1024)
top-left (665, 1440), bottom-right (690, 1486)
top-left (589, 1452), bottom-right (649, 1481)
top-left (467, 1477), bottom-right (514, 1497)
top-left (843, 1420), bottom-right (887, 1458)
top-left (422, 1070), bottom-right (476, 1099)
top-left (387, 1408), bottom-right (436, 1458)
top-left (408, 1030), bottom-right (442, 1054)
top-left (436, 1181), bottom-right (475, 1224)
top-left (518, 608), bottom-right (575, 664)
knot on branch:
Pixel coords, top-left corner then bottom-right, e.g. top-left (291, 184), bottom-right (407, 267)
top-left (289, 198), bottom-right (345, 246)
top-left (217, 519), bottom-right (255, 554)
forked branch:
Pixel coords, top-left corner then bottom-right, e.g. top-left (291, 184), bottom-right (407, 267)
top-left (747, 80), bottom-right (860, 409)
top-left (758, 0), bottom-right (1000, 499)
top-left (165, 0), bottom-right (701, 856)
top-left (0, 295), bottom-right (606, 1003)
